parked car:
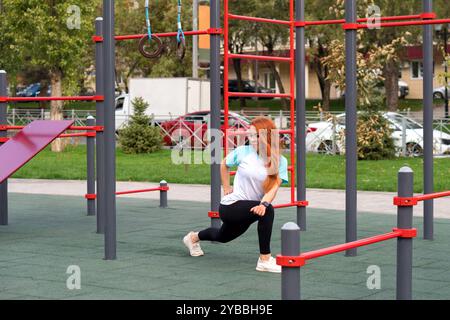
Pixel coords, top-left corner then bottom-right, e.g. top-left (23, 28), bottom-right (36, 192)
top-left (306, 112), bottom-right (450, 156)
top-left (341, 80), bottom-right (409, 99)
top-left (221, 80), bottom-right (275, 99)
top-left (158, 110), bottom-right (252, 148)
top-left (433, 86), bottom-right (449, 100)
top-left (17, 83), bottom-right (51, 97)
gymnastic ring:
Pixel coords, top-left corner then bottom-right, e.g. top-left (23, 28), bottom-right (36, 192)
top-left (138, 35), bottom-right (164, 59)
top-left (176, 37), bottom-right (186, 61)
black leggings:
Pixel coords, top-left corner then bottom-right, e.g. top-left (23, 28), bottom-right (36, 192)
top-left (198, 200), bottom-right (275, 255)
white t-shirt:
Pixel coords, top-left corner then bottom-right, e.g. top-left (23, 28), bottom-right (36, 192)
top-left (220, 145), bottom-right (289, 206)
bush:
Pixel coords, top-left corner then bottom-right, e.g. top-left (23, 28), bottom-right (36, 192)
top-left (357, 111), bottom-right (396, 160)
top-left (118, 98), bottom-right (163, 154)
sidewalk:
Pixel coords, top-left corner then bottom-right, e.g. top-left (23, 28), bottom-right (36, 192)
top-left (8, 178), bottom-right (450, 219)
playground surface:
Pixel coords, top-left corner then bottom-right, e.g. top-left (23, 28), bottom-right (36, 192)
top-left (1, 193), bottom-right (450, 300)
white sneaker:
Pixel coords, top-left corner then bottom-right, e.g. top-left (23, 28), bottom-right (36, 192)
top-left (256, 256), bottom-right (282, 273)
top-left (183, 232), bottom-right (204, 257)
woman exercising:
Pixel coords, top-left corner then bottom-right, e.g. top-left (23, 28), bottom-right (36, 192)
top-left (183, 117), bottom-right (288, 273)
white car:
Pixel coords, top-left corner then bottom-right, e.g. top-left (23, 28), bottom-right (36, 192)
top-left (306, 112), bottom-right (450, 156)
top-left (433, 86), bottom-right (449, 100)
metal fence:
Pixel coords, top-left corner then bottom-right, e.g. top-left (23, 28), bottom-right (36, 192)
top-left (6, 108), bottom-right (450, 156)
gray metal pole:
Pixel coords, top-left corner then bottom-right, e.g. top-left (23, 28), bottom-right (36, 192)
top-left (345, 0), bottom-right (358, 256)
top-left (86, 116), bottom-right (96, 216)
top-left (103, 0), bottom-right (117, 260)
top-left (95, 17), bottom-right (106, 234)
top-left (296, 0), bottom-right (306, 231)
top-left (281, 222), bottom-right (301, 300)
top-left (0, 70), bottom-right (7, 226)
top-left (210, 0), bottom-right (221, 229)
top-left (423, 0), bottom-right (434, 241)
top-left (396, 167), bottom-right (414, 300)
top-left (192, 0), bottom-right (199, 79)
top-left (159, 180), bottom-right (168, 208)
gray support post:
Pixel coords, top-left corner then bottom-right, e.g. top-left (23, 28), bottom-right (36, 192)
top-left (95, 17), bottom-right (106, 234)
top-left (159, 180), bottom-right (168, 208)
top-left (0, 70), bottom-right (7, 226)
top-left (423, 0), bottom-right (434, 240)
top-left (210, 0), bottom-right (221, 228)
top-left (396, 167), bottom-right (414, 300)
top-left (86, 116), bottom-right (96, 216)
top-left (296, 0), bottom-right (306, 230)
top-left (281, 222), bottom-right (301, 300)
top-left (345, 0), bottom-right (358, 256)
top-left (103, 0), bottom-right (117, 260)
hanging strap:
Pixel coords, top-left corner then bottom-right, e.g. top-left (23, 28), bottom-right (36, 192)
top-left (145, 0), bottom-right (152, 43)
top-left (177, 0), bottom-right (185, 43)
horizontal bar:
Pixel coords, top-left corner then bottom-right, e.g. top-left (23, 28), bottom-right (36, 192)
top-left (273, 201), bottom-right (308, 209)
top-left (416, 190), bottom-right (450, 202)
top-left (303, 14), bottom-right (424, 26)
top-left (116, 187), bottom-right (169, 196)
top-left (357, 18), bottom-right (450, 29)
top-left (3, 96), bottom-right (103, 102)
top-left (228, 13), bottom-right (292, 26)
top-left (230, 166), bottom-right (293, 177)
top-left (228, 92), bottom-right (292, 99)
top-left (115, 29), bottom-right (211, 41)
top-left (301, 231), bottom-right (402, 261)
top-left (59, 132), bottom-right (95, 138)
top-left (228, 53), bottom-right (292, 63)
top-left (0, 125), bottom-right (102, 131)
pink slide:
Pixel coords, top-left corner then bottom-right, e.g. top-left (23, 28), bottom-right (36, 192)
top-left (0, 120), bottom-right (74, 183)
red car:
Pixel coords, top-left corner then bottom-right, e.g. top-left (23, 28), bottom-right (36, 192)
top-left (159, 111), bottom-right (251, 148)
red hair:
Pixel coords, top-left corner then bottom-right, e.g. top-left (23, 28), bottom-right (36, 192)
top-left (251, 117), bottom-right (281, 193)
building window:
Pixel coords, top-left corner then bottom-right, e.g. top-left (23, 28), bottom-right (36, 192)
top-left (411, 61), bottom-right (423, 79)
top-left (411, 61), bottom-right (435, 80)
top-left (264, 72), bottom-right (276, 90)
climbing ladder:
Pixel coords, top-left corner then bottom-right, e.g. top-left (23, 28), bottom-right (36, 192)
top-left (223, 0), bottom-right (297, 208)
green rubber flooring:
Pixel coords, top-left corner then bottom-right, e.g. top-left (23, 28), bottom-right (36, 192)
top-left (1, 193), bottom-right (450, 300)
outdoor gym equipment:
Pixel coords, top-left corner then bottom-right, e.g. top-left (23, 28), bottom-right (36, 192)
top-left (138, 0), bottom-right (164, 59)
top-left (138, 0), bottom-right (186, 60)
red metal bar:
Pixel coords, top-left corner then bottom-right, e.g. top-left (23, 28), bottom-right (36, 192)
top-left (228, 92), bottom-right (291, 99)
top-left (0, 125), bottom-right (102, 132)
top-left (0, 137), bottom-right (9, 143)
top-left (357, 18), bottom-right (450, 29)
top-left (415, 191), bottom-right (450, 202)
top-left (116, 187), bottom-right (169, 196)
top-left (273, 201), bottom-right (308, 209)
top-left (229, 53), bottom-right (292, 63)
top-left (302, 14), bottom-right (427, 26)
top-left (115, 30), bottom-right (210, 41)
top-left (4, 96), bottom-right (103, 102)
top-left (301, 231), bottom-right (402, 261)
top-left (59, 133), bottom-right (93, 138)
top-left (289, 0), bottom-right (295, 204)
top-left (228, 13), bottom-right (291, 26)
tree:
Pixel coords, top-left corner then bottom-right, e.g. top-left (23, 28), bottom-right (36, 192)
top-left (0, 0), bottom-right (96, 152)
top-left (304, 0), bottom-right (343, 111)
top-left (118, 97), bottom-right (163, 154)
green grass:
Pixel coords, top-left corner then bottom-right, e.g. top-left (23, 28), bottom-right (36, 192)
top-left (12, 145), bottom-right (450, 193)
